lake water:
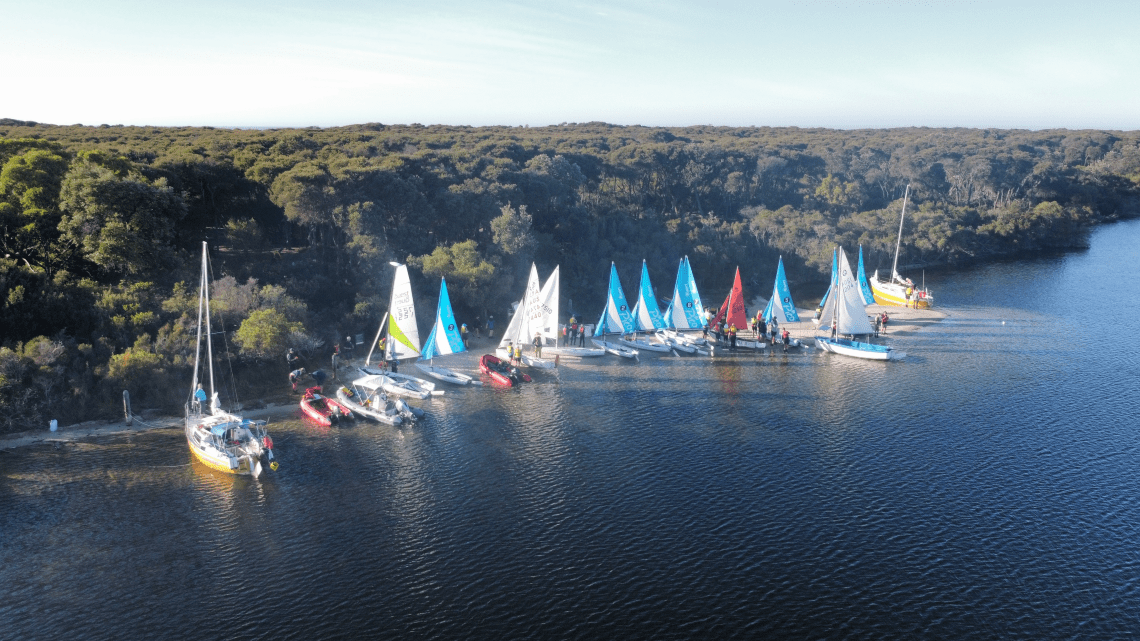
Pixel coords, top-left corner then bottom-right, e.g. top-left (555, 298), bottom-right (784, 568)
top-left (3, 220), bottom-right (1140, 639)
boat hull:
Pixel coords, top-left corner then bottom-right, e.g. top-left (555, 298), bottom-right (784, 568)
top-left (815, 337), bottom-right (904, 361)
top-left (415, 362), bottom-right (478, 385)
top-left (336, 386), bottom-right (402, 425)
top-left (591, 339), bottom-right (639, 358)
top-left (869, 276), bottom-right (933, 309)
top-left (184, 412), bottom-right (270, 477)
top-left (617, 336), bottom-right (672, 353)
top-left (544, 346), bottom-right (606, 358)
top-left (480, 354), bottom-right (530, 387)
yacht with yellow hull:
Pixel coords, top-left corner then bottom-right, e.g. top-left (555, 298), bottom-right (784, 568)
top-left (871, 184), bottom-right (933, 309)
top-left (185, 242), bottom-right (276, 477)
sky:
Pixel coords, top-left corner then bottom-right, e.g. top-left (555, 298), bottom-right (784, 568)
top-left (5, 0), bottom-right (1138, 130)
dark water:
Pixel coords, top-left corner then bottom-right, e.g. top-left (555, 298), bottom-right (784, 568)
top-left (4, 221), bottom-right (1140, 640)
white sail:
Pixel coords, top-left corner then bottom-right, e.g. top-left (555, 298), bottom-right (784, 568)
top-left (500, 263), bottom-right (547, 348)
top-left (537, 266), bottom-right (560, 343)
top-left (385, 264), bottom-right (421, 360)
top-left (818, 247), bottom-right (875, 336)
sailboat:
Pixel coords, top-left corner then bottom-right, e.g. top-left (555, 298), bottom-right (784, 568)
top-left (710, 267), bottom-right (764, 350)
top-left (592, 262), bottom-right (639, 358)
top-left (184, 242), bottom-right (276, 477)
top-left (870, 185), bottom-right (934, 308)
top-left (540, 266), bottom-right (605, 358)
top-left (816, 246), bottom-right (905, 361)
top-left (658, 256), bottom-right (713, 354)
top-left (497, 263), bottom-right (558, 368)
top-left (359, 263), bottom-right (440, 400)
top-left (762, 256), bottom-right (803, 347)
top-left (415, 277), bottom-right (482, 385)
top-left (621, 260), bottom-right (671, 353)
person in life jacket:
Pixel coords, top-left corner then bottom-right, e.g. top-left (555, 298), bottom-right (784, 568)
top-left (728, 324), bottom-right (737, 350)
top-left (781, 328), bottom-right (790, 352)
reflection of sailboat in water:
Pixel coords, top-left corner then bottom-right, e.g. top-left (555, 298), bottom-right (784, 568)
top-left (870, 184), bottom-right (934, 308)
top-left (184, 242), bottom-right (276, 477)
top-left (816, 246), bottom-right (905, 361)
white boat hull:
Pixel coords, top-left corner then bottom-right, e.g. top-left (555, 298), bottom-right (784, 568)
top-left (335, 387), bottom-right (402, 425)
top-left (591, 338), bottom-right (639, 359)
top-left (815, 337), bottom-right (904, 361)
top-left (617, 336), bottom-right (672, 353)
top-left (545, 346), bottom-right (606, 358)
top-left (415, 362), bottom-right (481, 386)
top-left (358, 367), bottom-right (440, 399)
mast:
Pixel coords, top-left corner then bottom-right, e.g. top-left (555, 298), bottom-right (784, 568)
top-left (191, 242), bottom-right (206, 398)
top-left (891, 184), bottom-right (910, 282)
top-left (202, 242), bottom-right (216, 398)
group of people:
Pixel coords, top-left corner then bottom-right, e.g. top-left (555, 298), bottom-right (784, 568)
top-left (703, 309), bottom-right (793, 352)
top-left (561, 317), bottom-right (588, 347)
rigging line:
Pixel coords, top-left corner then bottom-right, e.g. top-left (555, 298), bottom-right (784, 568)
top-left (205, 246), bottom-right (244, 410)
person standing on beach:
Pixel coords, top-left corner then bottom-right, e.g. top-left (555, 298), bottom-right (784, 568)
top-left (782, 328), bottom-right (790, 353)
top-left (460, 323), bottom-right (469, 347)
top-left (533, 332), bottom-right (542, 358)
top-left (487, 315), bottom-right (494, 339)
top-left (331, 343), bottom-right (340, 380)
top-left (289, 367), bottom-right (305, 392)
top-left (728, 324), bottom-right (737, 350)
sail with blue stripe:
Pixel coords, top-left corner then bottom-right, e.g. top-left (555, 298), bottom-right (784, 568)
top-left (420, 277), bottom-right (466, 359)
top-left (819, 247), bottom-right (838, 308)
top-left (857, 245), bottom-right (875, 305)
top-left (762, 256), bottom-right (800, 323)
top-left (596, 262), bottom-right (635, 335)
top-left (631, 260), bottom-right (666, 331)
top-left (664, 256), bottom-right (705, 329)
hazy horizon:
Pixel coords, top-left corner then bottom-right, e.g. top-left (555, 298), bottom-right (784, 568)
top-left (6, 1), bottom-right (1138, 130)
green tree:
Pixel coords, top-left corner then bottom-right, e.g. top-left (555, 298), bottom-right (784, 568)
top-left (233, 308), bottom-right (303, 360)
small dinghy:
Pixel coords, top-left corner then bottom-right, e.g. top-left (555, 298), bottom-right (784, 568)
top-left (300, 387), bottom-right (354, 426)
top-left (480, 354), bottom-right (531, 387)
top-left (816, 247), bottom-right (905, 361)
top-left (416, 277), bottom-right (483, 385)
top-left (336, 384), bottom-right (403, 425)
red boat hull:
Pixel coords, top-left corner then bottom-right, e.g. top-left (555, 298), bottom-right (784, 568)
top-left (479, 354), bottom-right (531, 387)
top-left (301, 387), bottom-right (353, 426)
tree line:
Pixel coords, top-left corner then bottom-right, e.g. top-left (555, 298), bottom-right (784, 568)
top-left (1, 118), bottom-right (1137, 430)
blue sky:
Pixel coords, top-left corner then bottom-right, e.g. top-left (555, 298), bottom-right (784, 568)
top-left (5, 1), bottom-right (1138, 129)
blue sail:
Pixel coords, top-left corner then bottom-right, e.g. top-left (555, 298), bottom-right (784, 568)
top-left (857, 245), bottom-right (875, 305)
top-left (420, 277), bottom-right (466, 359)
top-left (762, 256), bottom-right (800, 323)
top-left (631, 260), bottom-right (666, 331)
top-left (595, 262), bottom-right (635, 335)
top-left (664, 256), bottom-right (705, 329)
top-left (819, 247), bottom-right (838, 307)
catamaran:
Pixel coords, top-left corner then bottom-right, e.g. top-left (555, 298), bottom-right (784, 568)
top-left (497, 263), bottom-right (558, 368)
top-left (621, 260), bottom-right (671, 353)
top-left (184, 242), bottom-right (276, 477)
top-left (870, 184), bottom-right (934, 308)
top-left (592, 262), bottom-right (639, 358)
top-left (415, 277), bottom-right (482, 385)
top-left (816, 246), bottom-right (905, 361)
top-left (360, 263), bottom-right (441, 399)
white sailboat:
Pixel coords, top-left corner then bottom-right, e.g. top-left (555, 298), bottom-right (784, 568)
top-left (540, 265), bottom-right (605, 358)
top-left (869, 184), bottom-right (934, 308)
top-left (816, 247), bottom-right (905, 361)
top-left (360, 263), bottom-right (441, 399)
top-left (184, 242), bottom-right (276, 477)
top-left (622, 260), bottom-right (672, 353)
top-left (497, 263), bottom-right (558, 368)
top-left (592, 262), bottom-right (639, 358)
top-left (415, 277), bottom-right (482, 385)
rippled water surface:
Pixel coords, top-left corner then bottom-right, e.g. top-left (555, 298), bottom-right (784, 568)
top-left (4, 221), bottom-right (1140, 639)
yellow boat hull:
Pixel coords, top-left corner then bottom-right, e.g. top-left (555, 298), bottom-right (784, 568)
top-left (870, 279), bottom-right (933, 309)
top-left (187, 435), bottom-right (251, 475)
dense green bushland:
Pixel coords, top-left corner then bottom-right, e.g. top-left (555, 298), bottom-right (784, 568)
top-left (1, 118), bottom-right (1138, 429)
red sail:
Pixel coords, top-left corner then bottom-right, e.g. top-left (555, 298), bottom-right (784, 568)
top-left (725, 268), bottom-right (748, 330)
top-left (711, 291), bottom-right (730, 327)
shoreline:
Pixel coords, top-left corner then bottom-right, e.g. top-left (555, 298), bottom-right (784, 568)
top-left (0, 307), bottom-right (945, 453)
